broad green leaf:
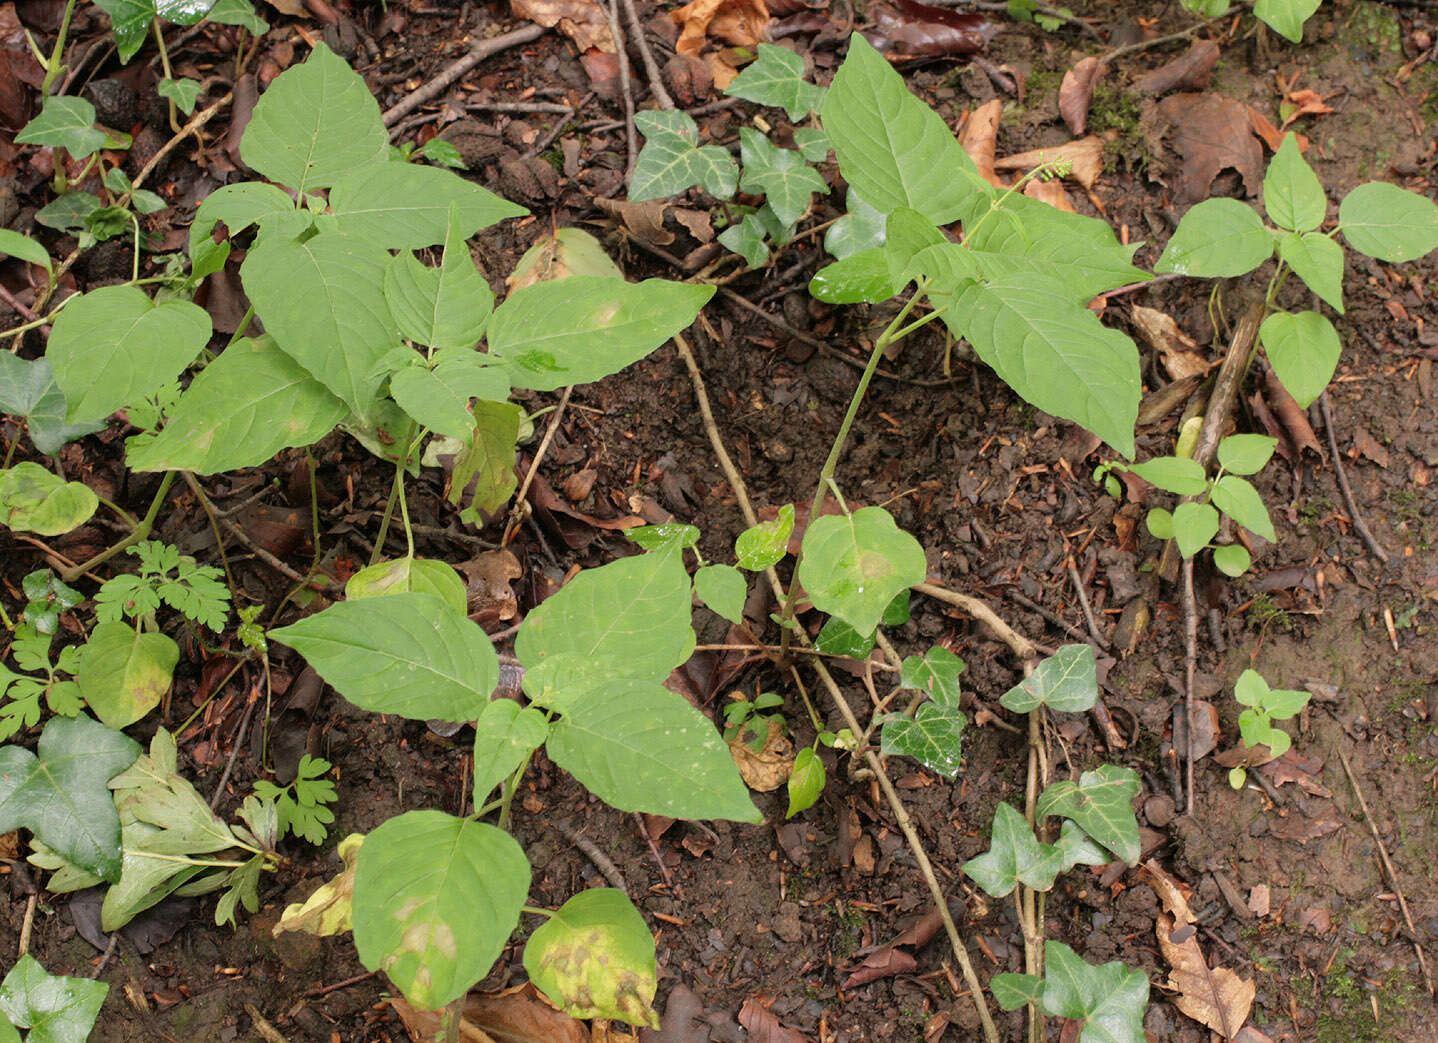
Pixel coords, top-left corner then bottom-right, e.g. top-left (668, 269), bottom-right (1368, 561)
top-left (1210, 474), bottom-right (1275, 540)
top-left (1054, 819), bottom-right (1109, 872)
top-left (1339, 181), bottom-right (1438, 263)
top-left (991, 972), bottom-right (1046, 1011)
top-left (353, 811), bottom-right (529, 1009)
top-left (414, 138), bottom-right (465, 168)
top-left (1039, 941), bottom-right (1149, 1043)
top-left (824, 190), bottom-right (887, 260)
top-left (345, 557), bottom-right (468, 616)
top-left (270, 592), bottom-right (499, 722)
top-left (1259, 308), bottom-right (1340, 408)
top-left (330, 163), bottom-right (525, 248)
top-left (809, 248), bottom-right (897, 304)
top-left (999, 644), bottom-right (1097, 713)
top-left (797, 507), bottom-right (927, 636)
top-left (384, 210), bottom-right (495, 349)
top-left (786, 746), bottom-right (825, 817)
top-left (1179, 0), bottom-right (1230, 14)
top-left (694, 564), bottom-right (746, 624)
top-left (509, 228), bottom-right (624, 285)
top-left (15, 97), bottom-right (107, 159)
top-left (821, 33), bottom-right (986, 224)
top-left (737, 128), bottom-right (828, 227)
top-left (0, 955), bottom-right (108, 1043)
top-left (1154, 198), bottom-right (1273, 277)
top-left (1216, 434), bottom-right (1277, 476)
top-left (0, 1013), bottom-right (16, 1043)
top-left (524, 889), bottom-right (659, 1028)
top-left (446, 398), bottom-right (522, 521)
top-left (734, 504), bottom-right (795, 570)
top-left (1037, 764), bottom-right (1140, 865)
top-left (1263, 132), bottom-right (1326, 232)
top-left (76, 623), bottom-right (178, 729)
top-left (190, 182), bottom-right (306, 257)
top-left (1172, 501), bottom-right (1220, 558)
top-left (724, 43), bottom-right (825, 120)
top-left (158, 77), bottom-right (204, 114)
top-left (240, 43), bottom-right (389, 192)
top-left (943, 274), bottom-right (1140, 457)
top-left (241, 231), bottom-right (399, 415)
top-left (625, 523), bottom-right (700, 553)
top-left (1277, 231), bottom-right (1344, 313)
top-left (206, 0), bottom-right (267, 33)
top-left (126, 336), bottom-right (347, 473)
top-left (961, 802), bottom-right (1062, 897)
top-left (46, 285), bottom-right (211, 423)
top-left (0, 463), bottom-right (98, 535)
top-left (34, 192), bottom-right (102, 237)
top-left (471, 700), bottom-right (548, 800)
top-left (521, 653), bottom-right (632, 715)
top-left (1212, 543), bottom-right (1251, 576)
top-left (546, 678), bottom-right (761, 822)
top-left (274, 833), bottom-right (362, 937)
top-left (516, 550), bottom-right (694, 682)
top-left (0, 714), bottom-right (140, 883)
top-left (0, 355), bottom-right (103, 454)
top-left (881, 701), bottom-right (967, 777)
top-left (793, 127), bottom-right (830, 162)
top-left (1253, 0), bottom-right (1319, 42)
top-left (1125, 456), bottom-right (1207, 496)
top-left (630, 110), bottom-right (738, 201)
top-left (717, 212), bottom-right (770, 268)
top-left (390, 366), bottom-right (487, 439)
top-left (899, 647), bottom-right (964, 707)
top-left (0, 229), bottom-right (52, 272)
top-left (814, 617), bottom-right (874, 658)
top-left (488, 277), bottom-right (712, 391)
top-left (1234, 668), bottom-right (1268, 707)
top-left (885, 207), bottom-right (948, 288)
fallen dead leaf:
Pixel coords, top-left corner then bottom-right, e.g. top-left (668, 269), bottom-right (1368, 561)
top-left (563, 467), bottom-right (599, 502)
top-left (672, 0), bottom-right (769, 59)
top-left (1248, 883), bottom-right (1270, 918)
top-left (1262, 368), bottom-right (1323, 456)
top-left (727, 715), bottom-right (796, 791)
top-left (511, 0), bottom-right (616, 53)
top-left (1143, 861), bottom-right (1255, 1038)
top-left (1130, 304), bottom-right (1210, 381)
top-left (864, 1), bottom-right (991, 59)
top-left (1267, 801), bottom-right (1343, 844)
top-left (1245, 104), bottom-right (1307, 152)
top-left (737, 997), bottom-right (809, 1042)
top-left (1351, 426), bottom-right (1390, 468)
top-left (1022, 177), bottom-right (1074, 211)
top-left (994, 134), bottom-right (1108, 191)
top-left (842, 903), bottom-right (953, 988)
top-left (1059, 56), bottom-right (1106, 136)
top-left (958, 98), bottom-right (1002, 186)
top-left (1134, 38), bottom-right (1219, 95)
top-left (455, 548), bottom-right (522, 625)
top-left (1259, 751), bottom-right (1332, 797)
top-left (390, 982), bottom-right (595, 1042)
top-left (1153, 93), bottom-right (1264, 204)
top-left (1297, 904), bottom-right (1332, 933)
top-left (1279, 87), bottom-right (1335, 130)
top-left (594, 196), bottom-right (675, 246)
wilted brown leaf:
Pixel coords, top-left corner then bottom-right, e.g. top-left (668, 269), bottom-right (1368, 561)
top-left (672, 0), bottom-right (769, 58)
top-left (1129, 304), bottom-right (1210, 381)
top-left (1154, 93), bottom-right (1263, 204)
top-left (1262, 367), bottom-right (1323, 456)
top-left (1133, 39), bottom-right (1219, 96)
top-left (1245, 104), bottom-right (1307, 152)
top-left (1022, 177), bottom-right (1074, 212)
top-left (511, 0), bottom-right (615, 53)
top-left (1279, 88), bottom-right (1334, 130)
top-left (864, 1), bottom-right (990, 58)
top-left (1059, 56), bottom-right (1106, 135)
top-left (1351, 426), bottom-right (1390, 468)
top-left (842, 903), bottom-right (952, 987)
top-left (594, 197), bottom-right (675, 246)
top-left (737, 998), bottom-right (809, 1043)
top-left (994, 134), bottom-right (1107, 190)
top-left (958, 98), bottom-right (1002, 186)
top-left (455, 548), bottom-right (522, 624)
top-left (1267, 801), bottom-right (1343, 844)
top-left (727, 715), bottom-right (795, 791)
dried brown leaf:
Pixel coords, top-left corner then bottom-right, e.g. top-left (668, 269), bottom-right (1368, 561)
top-left (1244, 104), bottom-right (1307, 152)
top-left (737, 997), bottom-right (809, 1042)
top-left (1155, 93), bottom-right (1263, 205)
top-left (863, 3), bottom-right (990, 59)
top-left (1351, 426), bottom-right (1390, 468)
top-left (1129, 304), bottom-right (1210, 381)
top-left (511, 0), bottom-right (615, 52)
top-left (594, 197), bottom-right (675, 246)
top-left (1059, 56), bottom-right (1106, 136)
top-left (1279, 88), bottom-right (1334, 130)
top-left (1268, 801), bottom-right (1343, 844)
top-left (1262, 368), bottom-right (1322, 455)
top-left (994, 134), bottom-right (1106, 190)
top-left (727, 715), bottom-right (796, 791)
top-left (455, 548), bottom-right (522, 624)
top-left (1133, 39), bottom-right (1219, 96)
top-left (672, 0), bottom-right (769, 58)
top-left (1022, 177), bottom-right (1074, 212)
top-left (958, 98), bottom-right (1002, 186)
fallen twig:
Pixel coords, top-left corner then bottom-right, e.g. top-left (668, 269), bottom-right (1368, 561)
top-left (551, 822), bottom-right (628, 892)
top-left (1318, 392), bottom-right (1390, 564)
top-left (914, 581), bottom-right (1038, 662)
top-left (599, 0), bottom-right (639, 183)
top-left (620, 0), bottom-right (675, 110)
top-left (502, 385), bottom-right (573, 548)
top-left (1181, 557), bottom-right (1198, 816)
top-left (1065, 557), bottom-right (1107, 647)
top-left (381, 24), bottom-right (546, 127)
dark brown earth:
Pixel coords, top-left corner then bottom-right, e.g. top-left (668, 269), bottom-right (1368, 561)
top-left (2, 0), bottom-right (1438, 1040)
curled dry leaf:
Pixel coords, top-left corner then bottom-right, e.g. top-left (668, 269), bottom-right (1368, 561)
top-left (863, 0), bottom-right (990, 59)
top-left (958, 98), bottom-right (1002, 186)
top-left (993, 134), bottom-right (1108, 190)
top-left (727, 716), bottom-right (796, 791)
top-left (737, 997), bottom-right (810, 1043)
top-left (1133, 39), bottom-right (1219, 96)
top-left (1279, 88), bottom-right (1335, 130)
top-left (1059, 56), bottom-right (1106, 136)
top-left (594, 196), bottom-right (676, 246)
top-left (672, 0), bottom-right (770, 59)
top-left (1262, 367), bottom-right (1322, 456)
top-left (511, 0), bottom-right (616, 53)
top-left (1245, 104), bottom-right (1307, 152)
top-left (841, 902), bottom-right (953, 987)
top-left (455, 548), bottom-right (522, 624)
top-left (1143, 861), bottom-right (1255, 1038)
top-left (391, 982), bottom-right (595, 1042)
top-left (1129, 304), bottom-right (1209, 381)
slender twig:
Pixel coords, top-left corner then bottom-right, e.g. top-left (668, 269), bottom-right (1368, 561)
top-left (182, 473), bottom-right (340, 592)
top-left (61, 471), bottom-right (177, 582)
top-left (633, 811), bottom-right (681, 898)
top-left (1102, 8), bottom-right (1239, 61)
top-left (1181, 557), bottom-right (1198, 816)
top-left (381, 24), bottom-right (545, 127)
top-left (1318, 392), bottom-right (1389, 564)
top-left (914, 582), bottom-right (1038, 661)
top-left (551, 822), bottom-right (628, 892)
top-left (502, 386), bottom-right (574, 548)
top-left (1006, 588), bottom-right (1107, 650)
top-left (619, 0), bottom-right (674, 110)
top-left (1065, 558), bottom-right (1106, 647)
top-left (210, 691), bottom-right (260, 811)
top-left (599, 0), bottom-right (638, 182)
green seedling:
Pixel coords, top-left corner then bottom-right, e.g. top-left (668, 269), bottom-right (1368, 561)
top-left (723, 690), bottom-right (786, 751)
top-left (1229, 669), bottom-right (1311, 788)
top-left (1180, 0), bottom-right (1322, 42)
top-left (94, 539), bottom-right (231, 632)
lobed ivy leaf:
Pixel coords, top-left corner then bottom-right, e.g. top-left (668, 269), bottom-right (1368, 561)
top-left (158, 77), bottom-right (203, 114)
top-left (881, 701), bottom-right (967, 778)
top-left (991, 972), bottom-right (1045, 1011)
top-left (1259, 309), bottom-right (1340, 408)
top-left (1277, 230), bottom-right (1344, 313)
top-left (629, 110), bottom-right (738, 202)
top-left (1154, 198), bottom-right (1273, 278)
top-left (205, 0), bottom-right (266, 32)
top-left (0, 955), bottom-right (108, 1043)
top-left (1039, 941), bottom-right (1149, 1043)
top-left (15, 97), bottom-right (110, 159)
top-left (724, 43), bottom-right (825, 120)
top-left (329, 163), bottom-right (525, 249)
top-left (737, 128), bottom-right (828, 227)
top-left (961, 802), bottom-right (1062, 897)
top-left (1037, 764), bottom-right (1141, 865)
top-left (797, 506), bottom-right (927, 637)
top-left (1262, 132), bottom-right (1326, 233)
top-left (899, 647), bottom-right (963, 707)
top-left (470, 699), bottom-right (549, 801)
top-left (1338, 181), bottom-right (1438, 263)
top-left (814, 617), bottom-right (874, 658)
top-left (1000, 644), bottom-right (1097, 714)
top-left (523, 889), bottom-right (659, 1028)
top-left (717, 212), bottom-right (771, 267)
top-left (0, 355), bottom-right (104, 455)
top-left (793, 127), bottom-right (830, 162)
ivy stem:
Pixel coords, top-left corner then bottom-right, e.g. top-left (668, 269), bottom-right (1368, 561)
top-left (62, 471), bottom-right (176, 582)
top-left (152, 18), bottom-right (182, 133)
top-left (38, 0), bottom-right (78, 93)
top-left (1021, 658), bottom-right (1047, 1043)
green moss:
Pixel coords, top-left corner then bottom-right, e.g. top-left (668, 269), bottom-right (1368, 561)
top-left (1311, 950), bottom-right (1422, 1042)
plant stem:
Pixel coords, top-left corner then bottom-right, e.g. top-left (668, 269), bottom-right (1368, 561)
top-left (39, 0), bottom-right (79, 92)
top-left (62, 471), bottom-right (176, 582)
top-left (520, 905), bottom-right (555, 918)
top-left (93, 495), bottom-right (140, 530)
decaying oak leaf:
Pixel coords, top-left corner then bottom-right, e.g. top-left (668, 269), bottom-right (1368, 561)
top-left (1150, 93), bottom-right (1263, 205)
top-left (1133, 39), bottom-right (1219, 96)
top-left (511, 0), bottom-right (616, 53)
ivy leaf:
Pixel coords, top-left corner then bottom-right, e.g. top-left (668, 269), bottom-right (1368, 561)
top-left (881, 702), bottom-right (967, 778)
top-left (1038, 941), bottom-right (1149, 1043)
top-left (205, 0), bottom-right (268, 33)
top-left (797, 506), bottom-right (927, 637)
top-left (0, 955), bottom-right (108, 1043)
top-left (899, 647), bottom-right (964, 707)
top-left (717, 212), bottom-right (770, 268)
top-left (793, 127), bottom-right (830, 162)
top-left (1276, 231), bottom-right (1344, 314)
top-left (961, 802), bottom-right (1062, 897)
top-left (991, 972), bottom-right (1046, 1011)
top-left (1054, 819), bottom-right (1110, 872)
top-left (815, 617), bottom-right (874, 658)
top-left (724, 43), bottom-right (825, 119)
top-left (999, 644), bottom-right (1097, 713)
top-left (1155, 198), bottom-right (1273, 277)
top-left (1262, 132), bottom-right (1326, 232)
top-left (0, 356), bottom-right (104, 455)
top-left (0, 714), bottom-right (141, 883)
top-left (734, 503), bottom-right (794, 570)
top-left (694, 564), bottom-right (746, 624)
top-left (736, 129), bottom-right (828, 227)
top-left (1339, 181), bottom-right (1438, 263)
top-left (630, 110), bottom-right (737, 202)
top-left (158, 77), bottom-right (203, 114)
top-left (524, 889), bottom-right (659, 1028)
top-left (15, 97), bottom-right (109, 159)
top-left (1259, 309), bottom-right (1340, 408)
top-left (1037, 764), bottom-right (1140, 865)
top-left (470, 699), bottom-right (549, 802)
top-left (1209, 474), bottom-right (1276, 540)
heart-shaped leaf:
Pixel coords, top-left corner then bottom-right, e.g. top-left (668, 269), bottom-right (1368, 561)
top-left (881, 701), bottom-right (967, 778)
top-left (523, 888), bottom-right (659, 1028)
top-left (962, 802), bottom-right (1062, 897)
top-left (797, 506), bottom-right (926, 637)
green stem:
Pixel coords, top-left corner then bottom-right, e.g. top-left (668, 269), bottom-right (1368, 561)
top-left (39, 0), bottom-right (79, 92)
top-left (496, 748), bottom-right (537, 831)
top-left (0, 601), bottom-right (13, 631)
top-left (61, 471), bottom-right (176, 582)
top-left (369, 429), bottom-right (424, 566)
top-left (152, 19), bottom-right (182, 133)
top-left (521, 905), bottom-right (555, 918)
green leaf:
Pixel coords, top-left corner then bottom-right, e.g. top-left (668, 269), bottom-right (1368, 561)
top-left (1259, 308), bottom-right (1340, 408)
top-left (724, 43), bottom-right (825, 120)
top-left (737, 128), bottom-right (828, 227)
top-left (471, 700), bottom-right (548, 801)
top-left (1172, 500), bottom-right (1220, 558)
top-left (414, 138), bottom-right (466, 168)
top-left (734, 504), bottom-right (794, 570)
top-left (330, 163), bottom-right (525, 248)
top-left (1038, 941), bottom-right (1149, 1043)
top-left (814, 617), bottom-right (874, 658)
top-left (90, 0), bottom-right (155, 59)
top-left (1125, 456), bottom-right (1207, 496)
top-left (1037, 764), bottom-right (1140, 865)
top-left (353, 811), bottom-right (529, 1009)
top-left (488, 277), bottom-right (712, 391)
top-left (516, 550), bottom-right (695, 681)
top-left (390, 366), bottom-right (484, 440)
top-left (1154, 198), bottom-right (1273, 277)
top-left (1339, 181), bottom-right (1438, 263)
top-left (1210, 474), bottom-right (1275, 540)
top-left (0, 463), bottom-right (98, 535)
top-left (240, 43), bottom-right (388, 192)
top-left (797, 506), bottom-right (927, 636)
top-left (1253, 0), bottom-right (1319, 42)
top-left (270, 592), bottom-right (499, 722)
top-left (1145, 507), bottom-right (1173, 539)
top-left (694, 564), bottom-right (746, 624)
top-left (0, 355), bottom-right (104, 455)
top-left (509, 228), bottom-right (624, 284)
top-left (16, 97), bottom-right (107, 159)
top-left (1054, 819), bottom-right (1110, 872)
top-left (793, 127), bottom-right (830, 163)
top-left (942, 274), bottom-right (1140, 457)
top-left (821, 33), bottom-right (986, 224)
top-left (274, 833), bottom-right (361, 936)
top-left (1277, 231), bottom-right (1344, 313)
top-left (0, 1012), bottom-right (17, 1043)
top-left (0, 955), bottom-right (108, 1043)
top-left (1234, 668), bottom-right (1267, 707)
top-left (34, 193), bottom-right (102, 236)
top-left (46, 284), bottom-right (211, 423)
top-left (158, 77), bottom-right (203, 114)
top-left (384, 211), bottom-right (495, 350)
top-left (824, 190), bottom-right (887, 260)
top-left (881, 701), bottom-right (967, 777)
top-left (991, 972), bottom-right (1046, 1011)
top-left (205, 0), bottom-right (268, 33)
top-left (1212, 543), bottom-right (1251, 576)
top-left (345, 557), bottom-right (468, 616)
top-left (717, 212), bottom-right (770, 267)
top-left (809, 248), bottom-right (897, 304)
top-left (76, 623), bottom-right (178, 729)
top-left (126, 336), bottom-right (347, 473)
top-left (884, 207), bottom-right (947, 288)
top-left (961, 802), bottom-right (1062, 897)
top-left (190, 182), bottom-right (305, 256)
top-left (241, 231), bottom-right (399, 415)
top-left (1216, 434), bottom-right (1277, 476)
top-left (447, 398), bottom-right (522, 521)
top-left (524, 889), bottom-right (659, 1028)
top-left (630, 110), bottom-right (738, 201)
top-left (999, 644), bottom-right (1097, 713)
top-left (0, 229), bottom-right (52, 273)
top-left (625, 523), bottom-right (700, 553)
top-left (1263, 132), bottom-right (1326, 232)
top-left (786, 746), bottom-right (825, 817)
top-left (0, 714), bottom-right (140, 883)
top-left (899, 647), bottom-right (963, 706)
top-left (545, 678), bottom-right (761, 822)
